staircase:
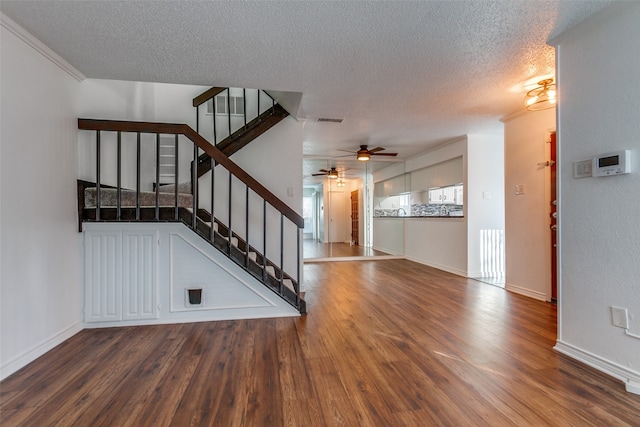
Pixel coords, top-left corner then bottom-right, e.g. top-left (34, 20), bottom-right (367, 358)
top-left (77, 87), bottom-right (305, 314)
top-left (192, 87), bottom-right (289, 178)
top-left (195, 103), bottom-right (289, 178)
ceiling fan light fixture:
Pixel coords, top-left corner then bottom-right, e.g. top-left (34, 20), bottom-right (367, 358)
top-left (328, 169), bottom-right (339, 179)
top-left (357, 151), bottom-right (370, 161)
top-left (524, 78), bottom-right (557, 111)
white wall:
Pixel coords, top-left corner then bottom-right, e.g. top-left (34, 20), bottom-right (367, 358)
top-left (372, 162), bottom-right (404, 253)
top-left (466, 134), bottom-right (505, 278)
top-left (208, 116), bottom-right (303, 278)
top-left (403, 138), bottom-right (468, 275)
top-left (409, 157), bottom-right (462, 190)
top-left (82, 223), bottom-right (299, 328)
top-left (77, 79), bottom-right (208, 190)
top-left (1, 22), bottom-right (82, 379)
top-left (503, 109), bottom-right (555, 300)
top-left (373, 218), bottom-right (404, 255)
top-left (551, 3), bottom-right (640, 394)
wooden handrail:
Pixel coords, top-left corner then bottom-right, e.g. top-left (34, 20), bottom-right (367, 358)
top-left (193, 86), bottom-right (278, 109)
top-left (78, 119), bottom-right (304, 228)
top-left (192, 87), bottom-right (227, 107)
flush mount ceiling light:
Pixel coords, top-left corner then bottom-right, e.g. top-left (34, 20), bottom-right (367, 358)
top-left (524, 78), bottom-right (557, 111)
top-left (336, 179), bottom-right (346, 187)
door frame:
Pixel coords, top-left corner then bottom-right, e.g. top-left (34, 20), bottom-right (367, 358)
top-left (350, 190), bottom-right (359, 246)
top-left (550, 131), bottom-right (557, 303)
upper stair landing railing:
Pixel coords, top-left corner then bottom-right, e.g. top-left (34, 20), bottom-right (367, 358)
top-left (192, 88), bottom-right (289, 176)
top-left (77, 118), bottom-right (305, 313)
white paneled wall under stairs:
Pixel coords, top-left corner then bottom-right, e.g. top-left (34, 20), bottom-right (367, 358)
top-left (83, 222), bottom-right (299, 328)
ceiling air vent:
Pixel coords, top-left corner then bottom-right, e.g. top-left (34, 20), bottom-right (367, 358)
top-left (317, 117), bottom-right (343, 123)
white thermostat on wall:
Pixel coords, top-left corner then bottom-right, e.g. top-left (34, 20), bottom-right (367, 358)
top-left (592, 150), bottom-right (631, 177)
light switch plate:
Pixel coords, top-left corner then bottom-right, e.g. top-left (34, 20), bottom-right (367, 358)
top-left (573, 159), bottom-right (592, 178)
top-left (515, 184), bottom-right (525, 195)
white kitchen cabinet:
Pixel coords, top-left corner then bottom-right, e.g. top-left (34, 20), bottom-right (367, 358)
top-left (441, 186), bottom-right (456, 204)
top-left (428, 187), bottom-right (454, 204)
top-left (428, 188), bottom-right (441, 204)
top-left (454, 185), bottom-right (464, 205)
top-left (427, 185), bottom-right (463, 205)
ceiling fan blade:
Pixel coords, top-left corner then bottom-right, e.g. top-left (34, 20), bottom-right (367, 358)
top-left (318, 169), bottom-right (330, 173)
top-left (368, 147), bottom-right (386, 153)
top-left (336, 149), bottom-right (356, 153)
top-left (371, 152), bottom-right (398, 156)
top-left (334, 154), bottom-right (353, 158)
top-left (311, 173), bottom-right (326, 176)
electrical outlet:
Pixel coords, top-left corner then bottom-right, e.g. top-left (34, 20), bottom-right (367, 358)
top-left (611, 306), bottom-right (629, 329)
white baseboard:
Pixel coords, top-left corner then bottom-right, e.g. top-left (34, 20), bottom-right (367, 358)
top-left (404, 256), bottom-right (467, 277)
top-left (554, 340), bottom-right (640, 395)
top-left (505, 282), bottom-right (547, 301)
top-left (0, 321), bottom-right (84, 381)
top-left (304, 255), bottom-right (404, 263)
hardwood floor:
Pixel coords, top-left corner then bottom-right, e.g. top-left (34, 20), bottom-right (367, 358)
top-left (2, 260), bottom-right (639, 426)
top-left (303, 240), bottom-right (391, 259)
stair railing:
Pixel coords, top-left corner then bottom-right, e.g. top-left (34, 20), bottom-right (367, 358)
top-left (78, 119), bottom-right (305, 313)
top-left (192, 87), bottom-right (277, 147)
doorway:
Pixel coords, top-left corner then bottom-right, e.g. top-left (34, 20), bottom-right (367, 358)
top-left (351, 190), bottom-right (359, 246)
top-left (550, 132), bottom-right (557, 303)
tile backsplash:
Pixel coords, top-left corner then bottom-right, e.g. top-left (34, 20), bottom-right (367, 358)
top-left (411, 203), bottom-right (463, 217)
top-left (374, 204), bottom-right (463, 217)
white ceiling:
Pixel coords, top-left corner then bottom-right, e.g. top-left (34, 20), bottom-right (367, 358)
top-left (1, 0), bottom-right (613, 182)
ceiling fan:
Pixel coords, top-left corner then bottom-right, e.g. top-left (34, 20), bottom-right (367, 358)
top-left (312, 167), bottom-right (342, 178)
top-left (338, 145), bottom-right (398, 161)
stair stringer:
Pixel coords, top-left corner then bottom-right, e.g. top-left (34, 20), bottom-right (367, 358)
top-left (82, 222), bottom-right (300, 329)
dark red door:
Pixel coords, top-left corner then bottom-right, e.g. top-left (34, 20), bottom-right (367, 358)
top-left (351, 190), bottom-right (359, 246)
top-left (550, 132), bottom-right (557, 302)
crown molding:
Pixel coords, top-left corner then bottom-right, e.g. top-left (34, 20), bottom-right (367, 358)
top-left (1, 12), bottom-right (85, 82)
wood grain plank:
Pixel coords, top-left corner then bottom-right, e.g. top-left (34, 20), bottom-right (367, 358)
top-left (2, 259), bottom-right (640, 426)
top-left (76, 324), bottom-right (191, 426)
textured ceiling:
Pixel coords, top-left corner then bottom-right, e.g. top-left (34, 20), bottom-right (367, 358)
top-left (1, 0), bottom-right (613, 182)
